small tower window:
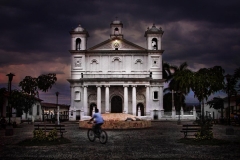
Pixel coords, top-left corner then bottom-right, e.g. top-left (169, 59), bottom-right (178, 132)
top-left (151, 38), bottom-right (158, 50)
top-left (76, 38), bottom-right (81, 50)
top-left (114, 28), bottom-right (119, 35)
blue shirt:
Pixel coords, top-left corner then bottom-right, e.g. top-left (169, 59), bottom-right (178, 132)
top-left (92, 113), bottom-right (104, 124)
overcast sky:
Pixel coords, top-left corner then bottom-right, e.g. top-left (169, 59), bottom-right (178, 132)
top-left (0, 0), bottom-right (239, 105)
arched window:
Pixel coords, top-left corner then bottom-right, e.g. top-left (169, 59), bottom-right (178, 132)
top-left (76, 38), bottom-right (81, 50)
top-left (114, 28), bottom-right (119, 35)
top-left (151, 38), bottom-right (158, 50)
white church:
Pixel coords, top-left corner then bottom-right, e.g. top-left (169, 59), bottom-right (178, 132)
top-left (67, 19), bottom-right (165, 121)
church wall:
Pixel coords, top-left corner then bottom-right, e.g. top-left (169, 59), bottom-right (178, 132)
top-left (80, 54), bottom-right (149, 75)
top-left (68, 22), bottom-right (165, 120)
top-left (149, 86), bottom-right (161, 111)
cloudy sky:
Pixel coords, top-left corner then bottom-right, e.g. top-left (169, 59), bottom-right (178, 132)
top-left (0, 0), bottom-right (239, 105)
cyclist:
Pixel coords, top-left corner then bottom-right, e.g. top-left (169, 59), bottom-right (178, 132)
top-left (89, 108), bottom-right (104, 135)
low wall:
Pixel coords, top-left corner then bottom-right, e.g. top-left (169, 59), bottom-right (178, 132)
top-left (79, 120), bottom-right (151, 129)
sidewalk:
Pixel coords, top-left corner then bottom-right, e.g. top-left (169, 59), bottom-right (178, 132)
top-left (0, 120), bottom-right (240, 159)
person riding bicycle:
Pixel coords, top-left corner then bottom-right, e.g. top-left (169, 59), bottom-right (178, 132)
top-left (89, 108), bottom-right (104, 135)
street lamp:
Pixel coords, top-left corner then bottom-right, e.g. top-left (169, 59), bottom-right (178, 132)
top-left (225, 74), bottom-right (234, 135)
top-left (6, 73), bottom-right (15, 125)
top-left (5, 73), bottom-right (15, 136)
top-left (225, 74), bottom-right (231, 125)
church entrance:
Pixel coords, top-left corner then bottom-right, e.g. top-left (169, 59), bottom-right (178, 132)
top-left (89, 103), bottom-right (96, 116)
top-left (111, 96), bottom-right (122, 113)
top-left (136, 103), bottom-right (144, 116)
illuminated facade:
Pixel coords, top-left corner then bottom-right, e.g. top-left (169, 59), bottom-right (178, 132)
top-left (68, 19), bottom-right (165, 120)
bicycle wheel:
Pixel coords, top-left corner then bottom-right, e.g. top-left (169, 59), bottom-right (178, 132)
top-left (87, 129), bottom-right (95, 142)
top-left (99, 130), bottom-right (108, 144)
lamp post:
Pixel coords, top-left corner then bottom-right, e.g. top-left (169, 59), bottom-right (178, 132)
top-left (225, 74), bottom-right (231, 125)
top-left (225, 74), bottom-right (234, 135)
top-left (56, 92), bottom-right (59, 125)
top-left (5, 73), bottom-right (15, 136)
top-left (6, 73), bottom-right (15, 125)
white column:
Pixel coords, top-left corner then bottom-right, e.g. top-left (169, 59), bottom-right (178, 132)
top-left (69, 86), bottom-right (74, 120)
top-left (105, 85), bottom-right (110, 113)
top-left (145, 85), bottom-right (150, 116)
top-left (97, 85), bottom-right (102, 113)
top-left (159, 86), bottom-right (163, 110)
top-left (123, 85), bottom-right (129, 113)
top-left (83, 85), bottom-right (88, 116)
top-left (70, 86), bottom-right (74, 109)
top-left (132, 85), bottom-right (137, 116)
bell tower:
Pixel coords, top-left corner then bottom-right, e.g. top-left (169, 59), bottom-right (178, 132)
top-left (110, 17), bottom-right (123, 39)
top-left (69, 24), bottom-right (89, 50)
top-left (144, 24), bottom-right (164, 50)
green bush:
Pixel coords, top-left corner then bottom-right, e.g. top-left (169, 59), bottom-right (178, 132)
top-left (33, 128), bottom-right (58, 141)
top-left (194, 117), bottom-right (213, 141)
top-left (47, 128), bottom-right (58, 141)
top-left (33, 129), bottom-right (46, 141)
top-left (195, 130), bottom-right (213, 141)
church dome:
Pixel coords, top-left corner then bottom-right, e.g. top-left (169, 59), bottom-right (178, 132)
top-left (110, 17), bottom-right (123, 26)
top-left (144, 24), bottom-right (164, 36)
top-left (74, 24), bottom-right (84, 32)
top-left (149, 24), bottom-right (160, 32)
top-left (112, 19), bottom-right (121, 24)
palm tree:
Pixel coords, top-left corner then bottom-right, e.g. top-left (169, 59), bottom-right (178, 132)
top-left (164, 62), bottom-right (193, 116)
top-left (0, 88), bottom-right (7, 117)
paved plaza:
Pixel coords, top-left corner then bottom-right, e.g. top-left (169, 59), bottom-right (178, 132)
top-left (0, 120), bottom-right (240, 159)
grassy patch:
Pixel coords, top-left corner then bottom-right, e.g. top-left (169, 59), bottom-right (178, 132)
top-left (177, 138), bottom-right (240, 146)
top-left (17, 137), bottom-right (71, 146)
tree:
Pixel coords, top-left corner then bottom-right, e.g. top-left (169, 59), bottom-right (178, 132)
top-left (191, 66), bottom-right (225, 121)
top-left (207, 97), bottom-right (224, 120)
top-left (162, 62), bottom-right (172, 80)
top-left (0, 88), bottom-right (7, 117)
top-left (11, 90), bottom-right (36, 116)
top-left (164, 62), bottom-right (193, 112)
top-left (163, 92), bottom-right (186, 112)
top-left (18, 73), bottom-right (57, 114)
top-left (19, 73), bottom-right (57, 98)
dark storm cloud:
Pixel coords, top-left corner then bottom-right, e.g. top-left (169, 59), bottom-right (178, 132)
top-left (0, 0), bottom-right (240, 103)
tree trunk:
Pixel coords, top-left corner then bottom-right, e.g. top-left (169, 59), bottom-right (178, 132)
top-left (201, 99), bottom-right (204, 121)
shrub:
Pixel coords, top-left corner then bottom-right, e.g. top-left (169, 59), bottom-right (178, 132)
top-left (47, 128), bottom-right (58, 141)
top-left (33, 129), bottom-right (46, 141)
top-left (33, 128), bottom-right (58, 141)
top-left (194, 117), bottom-right (213, 141)
top-left (195, 130), bottom-right (213, 141)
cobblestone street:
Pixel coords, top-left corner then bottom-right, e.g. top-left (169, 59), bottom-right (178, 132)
top-left (1, 120), bottom-right (240, 159)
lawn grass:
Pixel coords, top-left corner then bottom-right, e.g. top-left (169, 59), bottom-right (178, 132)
top-left (17, 137), bottom-right (71, 146)
top-left (177, 138), bottom-right (240, 146)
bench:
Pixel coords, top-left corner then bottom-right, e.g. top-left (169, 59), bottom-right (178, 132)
top-left (34, 124), bottom-right (66, 137)
top-left (180, 124), bottom-right (212, 138)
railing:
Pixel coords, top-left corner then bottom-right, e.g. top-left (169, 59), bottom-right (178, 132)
top-left (81, 73), bottom-right (150, 79)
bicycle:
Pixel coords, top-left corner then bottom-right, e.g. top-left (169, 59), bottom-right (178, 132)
top-left (87, 122), bottom-right (108, 144)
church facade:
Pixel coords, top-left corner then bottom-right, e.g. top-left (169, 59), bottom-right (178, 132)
top-left (68, 19), bottom-right (165, 121)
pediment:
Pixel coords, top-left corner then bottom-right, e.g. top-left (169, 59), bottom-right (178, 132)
top-left (88, 38), bottom-right (146, 51)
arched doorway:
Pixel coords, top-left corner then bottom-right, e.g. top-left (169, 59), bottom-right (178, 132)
top-left (136, 103), bottom-right (144, 116)
top-left (89, 103), bottom-right (96, 116)
top-left (111, 96), bottom-right (122, 113)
